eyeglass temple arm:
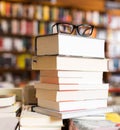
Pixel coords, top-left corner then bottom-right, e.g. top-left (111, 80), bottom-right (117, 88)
top-left (52, 24), bottom-right (58, 33)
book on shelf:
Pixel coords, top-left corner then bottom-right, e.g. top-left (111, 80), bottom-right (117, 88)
top-left (43, 6), bottom-right (50, 21)
top-left (32, 56), bottom-right (109, 71)
top-left (40, 76), bottom-right (103, 84)
top-left (35, 33), bottom-right (105, 58)
top-left (32, 106), bottom-right (113, 119)
top-left (40, 70), bottom-right (103, 78)
top-left (37, 99), bottom-right (108, 112)
top-left (35, 5), bottom-right (42, 20)
top-left (35, 89), bottom-right (108, 102)
top-left (34, 82), bottom-right (109, 91)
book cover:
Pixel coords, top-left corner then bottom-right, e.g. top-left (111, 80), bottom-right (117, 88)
top-left (36, 89), bottom-right (108, 102)
top-left (42, 6), bottom-right (50, 21)
top-left (35, 33), bottom-right (105, 58)
top-left (35, 5), bottom-right (42, 20)
top-left (32, 56), bottom-right (109, 71)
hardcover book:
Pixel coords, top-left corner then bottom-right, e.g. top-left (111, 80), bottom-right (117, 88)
top-left (32, 56), bottom-right (109, 71)
top-left (36, 89), bottom-right (108, 102)
top-left (20, 105), bottom-right (63, 130)
top-left (34, 82), bottom-right (109, 91)
top-left (40, 70), bottom-right (103, 78)
top-left (40, 76), bottom-right (103, 84)
top-left (37, 99), bottom-right (108, 111)
top-left (68, 118), bottom-right (120, 130)
top-left (20, 105), bottom-right (63, 127)
top-left (32, 106), bottom-right (113, 119)
top-left (0, 102), bottom-right (22, 117)
top-left (35, 33), bottom-right (105, 58)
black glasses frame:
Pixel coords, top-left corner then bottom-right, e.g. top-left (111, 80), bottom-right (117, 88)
top-left (52, 22), bottom-right (94, 37)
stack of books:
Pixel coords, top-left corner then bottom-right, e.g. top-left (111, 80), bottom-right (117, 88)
top-left (0, 94), bottom-right (21, 117)
top-left (19, 105), bottom-right (64, 130)
top-left (0, 93), bottom-right (22, 130)
top-left (32, 33), bottom-right (112, 119)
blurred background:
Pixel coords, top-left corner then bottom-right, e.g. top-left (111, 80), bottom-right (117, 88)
top-left (0, 0), bottom-right (120, 105)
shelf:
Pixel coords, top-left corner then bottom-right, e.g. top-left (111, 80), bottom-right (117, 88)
top-left (0, 33), bottom-right (33, 38)
top-left (107, 9), bottom-right (120, 16)
top-left (109, 87), bottom-right (120, 93)
top-left (4, 0), bottom-right (105, 11)
top-left (0, 67), bottom-right (32, 73)
top-left (0, 51), bottom-right (32, 55)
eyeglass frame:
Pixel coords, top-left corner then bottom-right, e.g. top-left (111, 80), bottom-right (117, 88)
top-left (52, 22), bottom-right (94, 37)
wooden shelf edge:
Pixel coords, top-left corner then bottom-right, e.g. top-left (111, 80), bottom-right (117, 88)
top-left (109, 87), bottom-right (120, 93)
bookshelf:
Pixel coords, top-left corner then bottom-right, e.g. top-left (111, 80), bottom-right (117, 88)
top-left (0, 0), bottom-right (120, 94)
top-left (105, 8), bottom-right (120, 96)
top-left (0, 0), bottom-right (73, 86)
top-left (0, 0), bottom-right (107, 87)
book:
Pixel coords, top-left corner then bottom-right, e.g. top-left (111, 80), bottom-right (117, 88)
top-left (0, 117), bottom-right (19, 130)
top-left (35, 33), bottom-right (105, 58)
top-left (32, 56), bottom-right (109, 71)
top-left (40, 76), bottom-right (103, 84)
top-left (75, 114), bottom-right (106, 120)
top-left (37, 99), bottom-right (108, 111)
top-left (40, 70), bottom-right (103, 78)
top-left (68, 118), bottom-right (120, 130)
top-left (23, 85), bottom-right (37, 105)
top-left (0, 94), bottom-right (16, 107)
top-left (0, 87), bottom-right (23, 102)
top-left (20, 126), bottom-right (62, 130)
top-left (20, 105), bottom-right (63, 127)
top-left (0, 111), bottom-right (20, 118)
top-left (34, 82), bottom-right (109, 91)
top-left (32, 106), bottom-right (113, 119)
top-left (20, 105), bottom-right (63, 130)
top-left (42, 6), bottom-right (50, 21)
top-left (0, 102), bottom-right (22, 117)
top-left (36, 89), bottom-right (108, 102)
top-left (0, 102), bottom-right (21, 113)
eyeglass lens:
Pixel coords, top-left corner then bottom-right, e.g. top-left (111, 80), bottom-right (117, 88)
top-left (77, 25), bottom-right (93, 36)
top-left (58, 23), bottom-right (74, 34)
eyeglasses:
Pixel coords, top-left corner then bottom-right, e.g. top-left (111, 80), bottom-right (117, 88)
top-left (52, 22), bottom-right (94, 37)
